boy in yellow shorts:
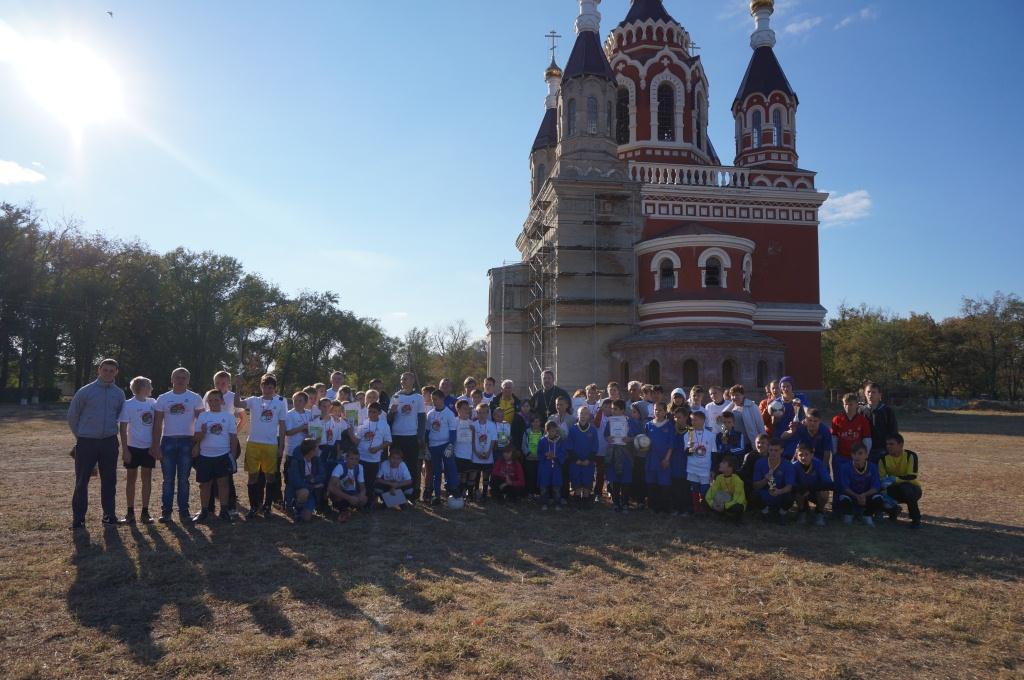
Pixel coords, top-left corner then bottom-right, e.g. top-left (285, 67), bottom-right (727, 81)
top-left (237, 374), bottom-right (287, 519)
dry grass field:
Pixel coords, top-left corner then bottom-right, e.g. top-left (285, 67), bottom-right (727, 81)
top-left (0, 407), bottom-right (1022, 680)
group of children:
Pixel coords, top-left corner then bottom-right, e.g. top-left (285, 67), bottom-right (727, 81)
top-left (113, 369), bottom-right (922, 529)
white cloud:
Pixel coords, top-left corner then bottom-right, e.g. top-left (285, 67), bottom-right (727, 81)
top-left (0, 159), bottom-right (46, 185)
top-left (784, 16), bottom-right (823, 36)
top-left (820, 190), bottom-right (872, 227)
top-left (836, 7), bottom-right (878, 30)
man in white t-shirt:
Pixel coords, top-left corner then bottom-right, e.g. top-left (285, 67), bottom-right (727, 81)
top-left (191, 390), bottom-right (238, 523)
top-left (388, 372), bottom-right (426, 502)
top-left (236, 374), bottom-right (288, 519)
top-left (152, 367), bottom-right (205, 523)
top-left (374, 448), bottom-right (414, 506)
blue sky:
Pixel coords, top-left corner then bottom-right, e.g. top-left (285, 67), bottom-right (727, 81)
top-left (1, 0), bottom-right (1022, 339)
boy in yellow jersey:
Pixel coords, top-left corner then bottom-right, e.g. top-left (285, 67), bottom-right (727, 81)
top-left (706, 456), bottom-right (746, 521)
top-left (879, 433), bottom-right (922, 528)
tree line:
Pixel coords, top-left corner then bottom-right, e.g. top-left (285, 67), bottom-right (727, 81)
top-left (0, 203), bottom-right (485, 399)
top-left (823, 296), bottom-right (1023, 402)
top-left (2, 203), bottom-right (1019, 402)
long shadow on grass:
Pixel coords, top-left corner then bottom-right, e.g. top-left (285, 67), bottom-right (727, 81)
top-left (65, 498), bottom-right (1024, 671)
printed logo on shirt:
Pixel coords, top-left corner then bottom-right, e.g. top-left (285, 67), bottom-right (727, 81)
top-left (431, 419), bottom-right (441, 431)
top-left (210, 423), bottom-right (224, 435)
top-left (169, 403), bottom-right (186, 415)
top-left (342, 473), bottom-right (356, 491)
top-left (401, 404), bottom-right (412, 414)
top-left (260, 409), bottom-right (274, 422)
top-left (364, 431), bottom-right (374, 441)
top-left (141, 412), bottom-right (153, 425)
top-left (478, 434), bottom-right (487, 444)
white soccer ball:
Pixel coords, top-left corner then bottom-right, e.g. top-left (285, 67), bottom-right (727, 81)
top-left (768, 400), bottom-right (785, 417)
top-left (634, 434), bottom-right (651, 452)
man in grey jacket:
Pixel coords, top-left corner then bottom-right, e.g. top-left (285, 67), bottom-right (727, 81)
top-left (67, 358), bottom-right (126, 528)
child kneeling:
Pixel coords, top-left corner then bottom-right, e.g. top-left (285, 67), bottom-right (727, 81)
top-left (374, 448), bottom-right (414, 508)
top-left (836, 443), bottom-right (885, 527)
top-left (791, 441), bottom-right (833, 526)
top-left (705, 456), bottom-right (746, 521)
top-left (287, 438), bottom-right (325, 522)
top-left (490, 449), bottom-right (526, 501)
top-left (328, 449), bottom-right (367, 523)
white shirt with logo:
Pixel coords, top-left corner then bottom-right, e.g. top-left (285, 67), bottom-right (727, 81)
top-left (331, 462), bottom-right (364, 492)
top-left (378, 460), bottom-right (412, 483)
top-left (195, 411), bottom-right (237, 457)
top-left (390, 391), bottom-right (425, 436)
top-left (156, 390), bottom-right (205, 437)
top-left (426, 407), bottom-right (458, 447)
top-left (284, 409), bottom-right (311, 456)
top-left (119, 397), bottom-right (156, 448)
top-left (355, 419), bottom-right (391, 464)
top-left (472, 420), bottom-right (497, 465)
top-left (243, 395), bottom-right (287, 445)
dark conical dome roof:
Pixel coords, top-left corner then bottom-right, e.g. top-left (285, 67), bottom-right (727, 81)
top-left (531, 108), bottom-right (558, 152)
top-left (619, 0), bottom-right (676, 26)
top-left (561, 30), bottom-right (616, 82)
top-left (735, 46), bottom-right (797, 104)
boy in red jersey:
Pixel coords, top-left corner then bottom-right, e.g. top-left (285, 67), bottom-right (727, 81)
top-left (831, 392), bottom-right (872, 475)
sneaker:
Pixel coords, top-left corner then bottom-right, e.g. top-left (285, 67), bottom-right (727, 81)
top-left (910, 519), bottom-right (921, 530)
top-left (796, 511), bottom-right (807, 525)
top-left (541, 504), bottom-right (549, 511)
top-left (888, 508), bottom-right (901, 522)
top-left (430, 497), bottom-right (442, 507)
top-left (179, 511), bottom-right (192, 524)
top-left (775, 510), bottom-right (787, 525)
top-left (862, 515), bottom-right (875, 528)
top-left (761, 507), bottom-right (771, 518)
top-left (191, 510), bottom-right (210, 524)
top-left (554, 505), bottom-right (562, 512)
top-left (622, 506), bottom-right (629, 514)
top-left (101, 515), bottom-right (123, 526)
top-left (219, 509), bottom-right (233, 523)
top-left (123, 509), bottom-right (136, 525)
top-left (614, 505), bottom-right (623, 513)
top-left (261, 504), bottom-right (273, 516)
top-left (842, 515), bottom-right (853, 525)
top-left (158, 511), bottom-right (172, 523)
top-left (70, 519), bottom-right (85, 530)
top-left (245, 508), bottom-right (258, 520)
top-left (814, 514), bottom-right (826, 527)
top-left (140, 509), bottom-right (154, 524)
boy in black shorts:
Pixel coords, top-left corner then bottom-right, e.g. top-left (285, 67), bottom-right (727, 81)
top-left (118, 376), bottom-right (158, 524)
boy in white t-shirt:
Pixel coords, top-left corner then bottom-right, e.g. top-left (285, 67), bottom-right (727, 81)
top-left (355, 402), bottom-right (391, 508)
top-left (117, 376), bottom-right (157, 524)
top-left (470, 403), bottom-right (498, 502)
top-left (374, 448), bottom-right (414, 507)
top-left (204, 370), bottom-right (244, 516)
top-left (425, 389), bottom-right (460, 504)
top-left (388, 372), bottom-right (426, 502)
top-left (453, 400), bottom-right (476, 494)
top-left (328, 449), bottom-right (366, 523)
top-left (191, 390), bottom-right (238, 524)
top-left (237, 374), bottom-right (288, 518)
top-left (152, 367), bottom-right (205, 523)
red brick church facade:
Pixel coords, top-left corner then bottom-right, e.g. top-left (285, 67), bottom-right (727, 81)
top-left (487, 0), bottom-right (828, 395)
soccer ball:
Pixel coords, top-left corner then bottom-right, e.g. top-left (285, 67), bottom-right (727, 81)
top-left (768, 401), bottom-right (785, 417)
top-left (634, 434), bottom-right (651, 452)
top-left (712, 490), bottom-right (732, 512)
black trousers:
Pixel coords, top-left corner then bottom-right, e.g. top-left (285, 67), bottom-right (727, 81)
top-left (887, 483), bottom-right (922, 521)
top-left (392, 435), bottom-right (421, 497)
top-left (523, 459), bottom-right (539, 495)
top-left (837, 493), bottom-right (885, 516)
top-left (631, 456), bottom-right (647, 506)
top-left (72, 436), bottom-right (119, 521)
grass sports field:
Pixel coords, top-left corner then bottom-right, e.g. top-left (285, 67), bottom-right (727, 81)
top-left (1, 407), bottom-right (1021, 680)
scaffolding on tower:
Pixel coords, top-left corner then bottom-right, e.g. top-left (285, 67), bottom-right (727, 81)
top-left (525, 200), bottom-right (555, 396)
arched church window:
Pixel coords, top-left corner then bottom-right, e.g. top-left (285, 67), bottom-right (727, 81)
top-left (683, 359), bottom-right (698, 387)
top-left (722, 359), bottom-right (736, 388)
top-left (659, 260), bottom-right (675, 290)
top-left (616, 87), bottom-right (630, 144)
top-left (657, 83), bottom-right (675, 141)
top-left (704, 257), bottom-right (722, 288)
top-left (695, 93), bottom-right (705, 151)
top-left (648, 360), bottom-right (661, 385)
top-left (772, 109), bottom-right (782, 146)
top-left (587, 96), bottom-right (598, 135)
top-left (534, 163), bottom-right (546, 195)
top-left (567, 99), bottom-right (577, 137)
top-left (752, 110), bottom-right (762, 149)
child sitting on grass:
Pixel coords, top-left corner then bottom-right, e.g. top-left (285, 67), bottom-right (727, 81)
top-left (752, 438), bottom-right (795, 524)
top-left (705, 455), bottom-right (746, 521)
top-left (537, 421), bottom-right (567, 510)
top-left (374, 448), bottom-right (414, 508)
top-left (791, 440), bottom-right (833, 526)
top-left (328, 449), bottom-right (367, 523)
top-left (490, 448), bottom-right (526, 501)
top-left (836, 442), bottom-right (884, 527)
top-left (287, 438), bottom-right (325, 522)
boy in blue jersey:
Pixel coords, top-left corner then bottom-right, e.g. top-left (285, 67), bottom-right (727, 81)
top-left (782, 408), bottom-right (833, 466)
top-left (836, 442), bottom-right (885, 526)
top-left (643, 402), bottom-right (675, 514)
top-left (603, 399), bottom-right (636, 512)
top-left (286, 438), bottom-right (325, 523)
top-left (425, 389), bottom-right (460, 505)
top-left (537, 421), bottom-right (567, 510)
top-left (791, 440), bottom-right (833, 526)
top-left (670, 405), bottom-right (690, 515)
top-left (566, 406), bottom-right (599, 506)
top-left (752, 438), bottom-right (795, 524)
top-left (714, 411), bottom-right (748, 475)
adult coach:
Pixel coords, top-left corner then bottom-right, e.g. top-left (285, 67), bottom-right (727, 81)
top-left (389, 372), bottom-right (426, 502)
top-left (67, 358), bottom-right (126, 529)
top-left (529, 369), bottom-right (571, 421)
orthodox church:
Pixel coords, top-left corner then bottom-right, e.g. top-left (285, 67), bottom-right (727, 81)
top-left (486, 0), bottom-right (828, 397)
